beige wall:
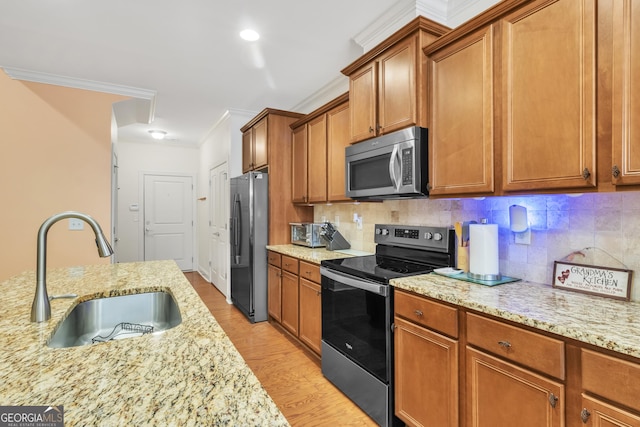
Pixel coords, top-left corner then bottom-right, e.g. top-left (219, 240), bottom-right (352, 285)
top-left (0, 70), bottom-right (125, 280)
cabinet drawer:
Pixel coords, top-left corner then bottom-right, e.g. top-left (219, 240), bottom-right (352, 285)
top-left (582, 349), bottom-right (640, 412)
top-left (267, 251), bottom-right (281, 267)
top-left (394, 290), bottom-right (458, 338)
top-left (466, 312), bottom-right (565, 380)
top-left (299, 261), bottom-right (321, 283)
top-left (281, 255), bottom-right (299, 275)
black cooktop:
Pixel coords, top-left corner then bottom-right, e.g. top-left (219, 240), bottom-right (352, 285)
top-left (321, 243), bottom-right (453, 284)
top-left (321, 255), bottom-right (433, 283)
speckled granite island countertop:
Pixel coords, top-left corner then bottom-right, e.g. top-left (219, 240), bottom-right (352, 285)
top-left (266, 244), bottom-right (371, 264)
top-left (0, 260), bottom-right (288, 426)
top-left (392, 274), bottom-right (640, 360)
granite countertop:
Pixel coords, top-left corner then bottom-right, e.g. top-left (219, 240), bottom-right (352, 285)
top-left (266, 244), bottom-right (372, 265)
top-left (392, 273), bottom-right (640, 360)
top-left (0, 260), bottom-right (288, 426)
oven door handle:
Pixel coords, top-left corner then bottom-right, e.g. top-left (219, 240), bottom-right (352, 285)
top-left (320, 267), bottom-right (388, 297)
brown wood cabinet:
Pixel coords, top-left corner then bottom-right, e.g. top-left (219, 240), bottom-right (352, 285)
top-left (342, 17), bottom-right (449, 144)
top-left (395, 288), bottom-right (640, 427)
top-left (267, 251), bottom-right (282, 322)
top-left (241, 109), bottom-right (312, 244)
top-left (326, 101), bottom-right (351, 202)
top-left (280, 255), bottom-right (299, 335)
top-left (394, 317), bottom-right (459, 427)
top-left (290, 93), bottom-right (350, 204)
top-left (242, 116), bottom-right (268, 173)
top-left (424, 0), bottom-right (599, 197)
top-left (298, 261), bottom-right (322, 355)
top-left (394, 290), bottom-right (459, 427)
top-left (427, 25), bottom-right (495, 196)
top-left (580, 349), bottom-right (640, 426)
top-left (291, 126), bottom-right (308, 204)
top-left (466, 347), bottom-right (564, 427)
top-left (611, 0), bottom-right (640, 186)
top-left (501, 0), bottom-right (596, 192)
top-left (267, 252), bottom-right (322, 356)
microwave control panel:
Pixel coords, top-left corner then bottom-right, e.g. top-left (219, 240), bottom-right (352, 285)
top-left (401, 147), bottom-right (413, 185)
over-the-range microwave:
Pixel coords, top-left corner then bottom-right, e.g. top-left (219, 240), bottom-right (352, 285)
top-left (345, 126), bottom-right (428, 200)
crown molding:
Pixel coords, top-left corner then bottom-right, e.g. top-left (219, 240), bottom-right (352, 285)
top-left (447, 0), bottom-right (501, 28)
top-left (1, 66), bottom-right (157, 123)
top-left (290, 74), bottom-right (348, 114)
top-left (352, 0), bottom-right (419, 52)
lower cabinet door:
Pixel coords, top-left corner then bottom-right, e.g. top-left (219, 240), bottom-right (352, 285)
top-left (298, 278), bottom-right (321, 355)
top-left (466, 347), bottom-right (564, 427)
top-left (394, 316), bottom-right (459, 427)
top-left (281, 271), bottom-right (299, 336)
top-left (267, 264), bottom-right (282, 322)
top-left (580, 394), bottom-right (640, 427)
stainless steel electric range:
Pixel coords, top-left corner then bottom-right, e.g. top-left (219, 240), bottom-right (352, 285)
top-left (320, 224), bottom-right (456, 427)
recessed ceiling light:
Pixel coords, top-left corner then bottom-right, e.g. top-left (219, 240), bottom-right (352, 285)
top-left (240, 29), bottom-right (260, 41)
top-left (148, 130), bottom-right (167, 140)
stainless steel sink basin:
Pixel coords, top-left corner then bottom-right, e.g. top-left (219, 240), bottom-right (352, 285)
top-left (48, 291), bottom-right (182, 348)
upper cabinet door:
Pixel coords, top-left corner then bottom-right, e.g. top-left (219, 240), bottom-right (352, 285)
top-left (428, 26), bottom-right (495, 196)
top-left (349, 62), bottom-right (377, 143)
top-left (326, 101), bottom-right (351, 202)
top-left (242, 130), bottom-right (253, 173)
top-left (612, 0), bottom-right (640, 185)
top-left (378, 36), bottom-right (417, 135)
top-left (291, 125), bottom-right (308, 204)
top-left (501, 0), bottom-right (596, 192)
top-left (307, 114), bottom-right (327, 203)
top-left (252, 117), bottom-right (269, 171)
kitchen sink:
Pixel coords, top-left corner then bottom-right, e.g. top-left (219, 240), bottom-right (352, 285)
top-left (48, 291), bottom-right (182, 348)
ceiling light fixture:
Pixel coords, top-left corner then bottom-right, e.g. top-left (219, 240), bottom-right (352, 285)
top-left (148, 130), bottom-right (167, 140)
top-left (240, 29), bottom-right (260, 41)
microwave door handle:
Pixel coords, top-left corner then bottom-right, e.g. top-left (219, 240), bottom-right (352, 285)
top-left (388, 145), bottom-right (401, 191)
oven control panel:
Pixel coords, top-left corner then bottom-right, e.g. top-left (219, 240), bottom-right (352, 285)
top-left (375, 224), bottom-right (453, 252)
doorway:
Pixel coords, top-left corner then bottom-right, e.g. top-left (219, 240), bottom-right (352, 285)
top-left (143, 173), bottom-right (194, 271)
top-left (209, 163), bottom-right (229, 297)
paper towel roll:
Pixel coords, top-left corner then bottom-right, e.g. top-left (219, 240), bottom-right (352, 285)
top-left (469, 223), bottom-right (500, 279)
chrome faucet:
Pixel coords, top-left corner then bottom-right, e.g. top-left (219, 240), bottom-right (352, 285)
top-left (31, 211), bottom-right (114, 322)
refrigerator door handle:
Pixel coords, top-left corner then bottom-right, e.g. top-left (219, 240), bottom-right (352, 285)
top-left (232, 193), bottom-right (241, 264)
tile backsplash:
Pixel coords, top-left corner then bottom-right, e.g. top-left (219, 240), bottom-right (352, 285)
top-left (314, 192), bottom-right (640, 302)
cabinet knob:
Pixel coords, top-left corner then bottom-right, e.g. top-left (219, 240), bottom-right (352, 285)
top-left (369, 126), bottom-right (374, 133)
top-left (580, 408), bottom-right (591, 423)
top-left (498, 340), bottom-right (512, 349)
top-left (316, 290), bottom-right (321, 296)
top-left (612, 165), bottom-right (621, 178)
top-left (582, 168), bottom-right (591, 180)
top-left (548, 393), bottom-right (558, 408)
top-left (414, 309), bottom-right (423, 317)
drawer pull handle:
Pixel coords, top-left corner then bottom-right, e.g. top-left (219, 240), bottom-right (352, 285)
top-left (414, 310), bottom-right (423, 317)
top-left (580, 408), bottom-right (591, 423)
top-left (548, 393), bottom-right (558, 408)
top-left (498, 340), bottom-right (512, 349)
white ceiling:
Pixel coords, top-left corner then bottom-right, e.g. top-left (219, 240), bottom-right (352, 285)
top-left (0, 0), bottom-right (498, 146)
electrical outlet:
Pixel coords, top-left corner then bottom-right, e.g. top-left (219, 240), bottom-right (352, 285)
top-left (68, 218), bottom-right (84, 231)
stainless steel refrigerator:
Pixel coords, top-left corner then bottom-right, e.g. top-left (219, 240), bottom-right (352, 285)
top-left (230, 171), bottom-right (269, 323)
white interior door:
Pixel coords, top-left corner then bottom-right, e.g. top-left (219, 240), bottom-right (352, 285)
top-left (143, 174), bottom-right (194, 271)
top-left (209, 163), bottom-right (229, 296)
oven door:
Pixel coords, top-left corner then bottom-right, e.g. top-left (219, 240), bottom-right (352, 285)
top-left (321, 266), bottom-right (392, 383)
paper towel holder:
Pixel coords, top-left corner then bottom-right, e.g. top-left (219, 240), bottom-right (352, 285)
top-left (509, 205), bottom-right (531, 245)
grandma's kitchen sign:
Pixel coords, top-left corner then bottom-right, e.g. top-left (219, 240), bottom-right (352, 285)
top-left (553, 261), bottom-right (632, 301)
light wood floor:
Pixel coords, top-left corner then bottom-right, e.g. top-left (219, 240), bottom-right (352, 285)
top-left (185, 272), bottom-right (378, 427)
